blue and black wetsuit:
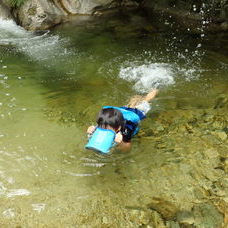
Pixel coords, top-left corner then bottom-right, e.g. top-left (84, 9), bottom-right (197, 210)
top-left (103, 106), bottom-right (146, 142)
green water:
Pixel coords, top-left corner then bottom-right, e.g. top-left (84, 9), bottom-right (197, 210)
top-left (0, 15), bottom-right (227, 226)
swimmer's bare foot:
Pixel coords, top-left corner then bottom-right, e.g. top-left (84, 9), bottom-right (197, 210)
top-left (144, 89), bottom-right (159, 102)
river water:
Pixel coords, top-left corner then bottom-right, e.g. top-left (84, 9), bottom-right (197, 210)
top-left (0, 15), bottom-right (227, 226)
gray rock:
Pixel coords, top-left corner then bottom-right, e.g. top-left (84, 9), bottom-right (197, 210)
top-left (0, 1), bottom-right (12, 19)
top-left (59, 0), bottom-right (113, 15)
top-left (16, 0), bottom-right (67, 30)
top-left (14, 0), bottom-right (113, 30)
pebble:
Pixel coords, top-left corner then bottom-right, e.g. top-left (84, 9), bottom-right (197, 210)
top-left (212, 131), bottom-right (227, 141)
top-left (102, 216), bottom-right (108, 224)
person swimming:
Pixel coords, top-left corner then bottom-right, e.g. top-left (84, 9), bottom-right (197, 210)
top-left (85, 89), bottom-right (158, 153)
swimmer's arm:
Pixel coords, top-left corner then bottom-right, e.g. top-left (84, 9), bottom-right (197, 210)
top-left (117, 141), bottom-right (131, 152)
top-left (114, 132), bottom-right (131, 152)
top-left (87, 125), bottom-right (96, 134)
top-left (114, 132), bottom-right (123, 144)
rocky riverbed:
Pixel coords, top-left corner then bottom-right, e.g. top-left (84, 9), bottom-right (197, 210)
top-left (39, 92), bottom-right (228, 227)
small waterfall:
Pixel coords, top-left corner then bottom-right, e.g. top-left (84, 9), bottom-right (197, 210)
top-left (0, 19), bottom-right (70, 62)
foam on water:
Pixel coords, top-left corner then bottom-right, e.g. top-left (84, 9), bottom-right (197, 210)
top-left (0, 19), bottom-right (70, 61)
top-left (119, 63), bottom-right (174, 92)
top-left (0, 19), bottom-right (30, 39)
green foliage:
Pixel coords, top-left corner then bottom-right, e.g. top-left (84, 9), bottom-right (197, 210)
top-left (10, 0), bottom-right (27, 7)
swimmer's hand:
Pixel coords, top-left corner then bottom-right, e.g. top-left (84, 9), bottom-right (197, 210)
top-left (114, 132), bottom-right (123, 144)
top-left (87, 125), bottom-right (96, 135)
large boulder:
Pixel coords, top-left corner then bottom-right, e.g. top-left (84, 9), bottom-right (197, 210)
top-left (0, 1), bottom-right (12, 20)
top-left (59, 0), bottom-right (113, 14)
top-left (15, 0), bottom-right (67, 30)
top-left (15, 0), bottom-right (113, 30)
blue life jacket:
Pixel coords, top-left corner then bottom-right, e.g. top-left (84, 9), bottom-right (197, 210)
top-left (103, 106), bottom-right (141, 124)
top-left (103, 106), bottom-right (145, 137)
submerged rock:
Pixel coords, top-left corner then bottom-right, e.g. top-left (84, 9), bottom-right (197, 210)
top-left (211, 131), bottom-right (227, 141)
top-left (146, 197), bottom-right (178, 220)
top-left (176, 210), bottom-right (195, 226)
top-left (150, 210), bottom-right (166, 228)
top-left (214, 94), bottom-right (228, 109)
top-left (193, 203), bottom-right (224, 228)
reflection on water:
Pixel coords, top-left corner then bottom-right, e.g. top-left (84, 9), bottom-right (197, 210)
top-left (0, 15), bottom-right (227, 226)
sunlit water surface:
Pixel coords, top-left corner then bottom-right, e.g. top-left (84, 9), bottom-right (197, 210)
top-left (0, 16), bottom-right (227, 225)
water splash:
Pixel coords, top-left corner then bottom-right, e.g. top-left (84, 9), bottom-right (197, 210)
top-left (119, 63), bottom-right (174, 92)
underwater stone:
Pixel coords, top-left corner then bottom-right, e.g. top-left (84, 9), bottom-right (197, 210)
top-left (203, 114), bottom-right (214, 123)
top-left (192, 203), bottom-right (224, 228)
top-left (128, 209), bottom-right (152, 225)
top-left (166, 221), bottom-right (180, 228)
top-left (149, 209), bottom-right (166, 228)
top-left (102, 216), bottom-right (108, 224)
top-left (203, 148), bottom-right (219, 159)
top-left (214, 94), bottom-right (228, 109)
top-left (212, 121), bottom-right (224, 129)
top-left (146, 198), bottom-right (178, 220)
top-left (176, 210), bottom-right (195, 225)
top-left (212, 131), bottom-right (227, 141)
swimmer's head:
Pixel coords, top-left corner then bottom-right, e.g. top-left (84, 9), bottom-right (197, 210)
top-left (97, 108), bottom-right (124, 131)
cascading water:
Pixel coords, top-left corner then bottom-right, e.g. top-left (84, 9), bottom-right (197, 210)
top-left (0, 19), bottom-right (71, 62)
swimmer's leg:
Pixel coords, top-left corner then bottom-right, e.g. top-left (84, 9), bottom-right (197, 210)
top-left (127, 89), bottom-right (159, 108)
top-left (144, 89), bottom-right (159, 102)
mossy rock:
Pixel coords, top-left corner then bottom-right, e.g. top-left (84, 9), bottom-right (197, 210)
top-left (193, 203), bottom-right (224, 228)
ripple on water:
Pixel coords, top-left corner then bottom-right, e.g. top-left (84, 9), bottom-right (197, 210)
top-left (2, 208), bottom-right (15, 218)
top-left (32, 203), bottom-right (46, 213)
top-left (6, 189), bottom-right (31, 198)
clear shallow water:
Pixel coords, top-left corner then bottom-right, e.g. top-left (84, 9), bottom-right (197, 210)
top-left (0, 16), bottom-right (227, 225)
